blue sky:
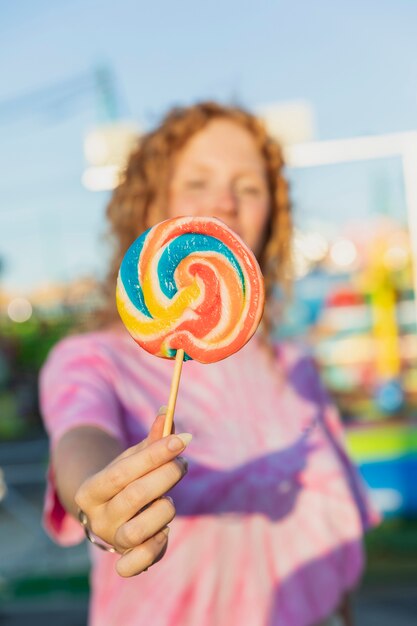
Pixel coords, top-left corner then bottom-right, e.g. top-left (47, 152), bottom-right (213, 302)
top-left (1, 0), bottom-right (416, 291)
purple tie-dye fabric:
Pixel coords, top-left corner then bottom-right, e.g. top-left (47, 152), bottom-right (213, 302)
top-left (39, 329), bottom-right (379, 626)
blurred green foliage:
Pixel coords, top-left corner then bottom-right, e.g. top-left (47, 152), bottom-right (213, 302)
top-left (0, 313), bottom-right (76, 440)
top-left (364, 518), bottom-right (417, 585)
top-left (0, 314), bottom-right (74, 370)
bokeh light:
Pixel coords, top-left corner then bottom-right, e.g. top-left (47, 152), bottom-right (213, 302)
top-left (7, 297), bottom-right (33, 323)
top-left (330, 238), bottom-right (358, 268)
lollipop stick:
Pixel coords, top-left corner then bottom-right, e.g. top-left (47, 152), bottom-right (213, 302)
top-left (163, 349), bottom-right (185, 436)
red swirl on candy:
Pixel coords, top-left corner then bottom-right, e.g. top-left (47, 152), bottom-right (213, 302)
top-left (116, 216), bottom-right (265, 363)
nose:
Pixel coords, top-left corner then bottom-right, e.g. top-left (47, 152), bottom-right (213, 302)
top-left (211, 186), bottom-right (238, 216)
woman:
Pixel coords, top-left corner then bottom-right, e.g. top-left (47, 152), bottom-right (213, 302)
top-left (40, 102), bottom-right (378, 626)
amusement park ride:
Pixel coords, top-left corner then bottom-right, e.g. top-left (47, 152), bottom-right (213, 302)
top-left (282, 133), bottom-right (417, 516)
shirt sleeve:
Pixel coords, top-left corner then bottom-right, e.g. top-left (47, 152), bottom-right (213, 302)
top-left (39, 334), bottom-right (125, 546)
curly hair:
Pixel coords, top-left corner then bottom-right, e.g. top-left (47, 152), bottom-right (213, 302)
top-left (101, 101), bottom-right (293, 340)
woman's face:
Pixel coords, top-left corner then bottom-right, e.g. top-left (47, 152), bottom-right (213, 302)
top-left (168, 119), bottom-right (271, 257)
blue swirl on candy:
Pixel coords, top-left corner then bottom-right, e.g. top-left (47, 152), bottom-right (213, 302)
top-left (119, 231), bottom-right (245, 318)
top-left (119, 228), bottom-right (152, 318)
top-left (158, 234), bottom-right (245, 298)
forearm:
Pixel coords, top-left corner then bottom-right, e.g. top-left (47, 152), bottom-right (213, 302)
top-left (52, 426), bottom-right (123, 519)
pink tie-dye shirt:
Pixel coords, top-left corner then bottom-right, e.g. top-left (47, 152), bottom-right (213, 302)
top-left (40, 328), bottom-right (378, 626)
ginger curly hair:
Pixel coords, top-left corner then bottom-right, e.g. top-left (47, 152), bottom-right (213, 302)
top-left (101, 101), bottom-right (293, 339)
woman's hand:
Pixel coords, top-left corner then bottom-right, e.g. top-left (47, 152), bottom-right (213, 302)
top-left (74, 411), bottom-right (191, 577)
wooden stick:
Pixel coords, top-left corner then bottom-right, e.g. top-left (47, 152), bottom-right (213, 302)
top-left (163, 349), bottom-right (185, 437)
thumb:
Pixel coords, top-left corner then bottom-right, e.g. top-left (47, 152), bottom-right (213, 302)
top-left (147, 406), bottom-right (169, 444)
top-left (109, 407), bottom-right (169, 464)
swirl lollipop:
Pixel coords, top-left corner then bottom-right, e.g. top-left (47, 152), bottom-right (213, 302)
top-left (116, 216), bottom-right (265, 434)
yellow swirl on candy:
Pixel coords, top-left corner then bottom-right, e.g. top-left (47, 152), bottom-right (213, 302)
top-left (116, 216), bottom-right (264, 363)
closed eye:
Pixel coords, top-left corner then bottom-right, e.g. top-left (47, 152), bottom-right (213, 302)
top-left (237, 185), bottom-right (262, 196)
top-left (185, 179), bottom-right (207, 190)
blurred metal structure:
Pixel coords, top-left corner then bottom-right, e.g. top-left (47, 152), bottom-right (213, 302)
top-left (0, 64), bottom-right (123, 127)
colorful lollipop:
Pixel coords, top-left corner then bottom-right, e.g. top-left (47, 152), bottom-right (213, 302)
top-left (116, 216), bottom-right (265, 433)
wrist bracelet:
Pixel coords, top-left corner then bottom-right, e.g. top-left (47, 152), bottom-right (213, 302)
top-left (77, 508), bottom-right (117, 553)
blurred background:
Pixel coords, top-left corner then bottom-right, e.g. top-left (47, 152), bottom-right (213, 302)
top-left (1, 1), bottom-right (417, 624)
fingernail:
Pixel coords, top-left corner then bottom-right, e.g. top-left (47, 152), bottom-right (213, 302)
top-left (157, 405), bottom-right (168, 416)
top-left (167, 433), bottom-right (193, 451)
